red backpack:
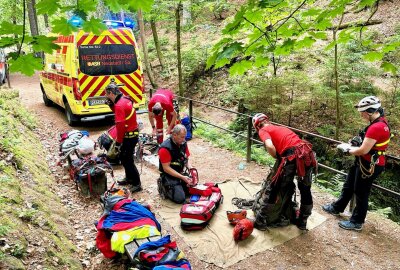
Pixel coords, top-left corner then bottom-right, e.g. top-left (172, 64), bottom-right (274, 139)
top-left (180, 183), bottom-right (223, 230)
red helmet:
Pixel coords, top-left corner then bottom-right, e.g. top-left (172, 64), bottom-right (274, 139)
top-left (233, 218), bottom-right (254, 241)
top-left (252, 113), bottom-right (269, 130)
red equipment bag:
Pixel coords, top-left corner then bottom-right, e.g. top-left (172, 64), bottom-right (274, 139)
top-left (180, 183), bottom-right (223, 231)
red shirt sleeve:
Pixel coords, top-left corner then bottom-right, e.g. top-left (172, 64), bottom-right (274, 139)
top-left (159, 148), bottom-right (172, 163)
top-left (258, 128), bottom-right (271, 142)
top-left (365, 122), bottom-right (390, 143)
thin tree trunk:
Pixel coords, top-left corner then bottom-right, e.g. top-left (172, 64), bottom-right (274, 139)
top-left (333, 13), bottom-right (344, 140)
top-left (150, 20), bottom-right (165, 68)
top-left (137, 9), bottom-right (157, 88)
top-left (334, 31), bottom-right (340, 140)
top-left (27, 0), bottom-right (39, 36)
top-left (176, 2), bottom-right (184, 96)
top-left (43, 14), bottom-right (49, 28)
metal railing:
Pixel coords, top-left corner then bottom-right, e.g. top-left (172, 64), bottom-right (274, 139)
top-left (175, 95), bottom-right (400, 199)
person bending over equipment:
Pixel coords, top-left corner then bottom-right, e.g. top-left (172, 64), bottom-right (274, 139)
top-left (158, 125), bottom-right (195, 204)
top-left (252, 113), bottom-right (317, 230)
top-left (148, 89), bottom-right (178, 144)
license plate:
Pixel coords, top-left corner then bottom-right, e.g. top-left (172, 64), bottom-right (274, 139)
top-left (88, 98), bottom-right (106, 106)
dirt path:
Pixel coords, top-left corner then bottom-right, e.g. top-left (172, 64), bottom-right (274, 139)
top-left (11, 73), bottom-right (400, 270)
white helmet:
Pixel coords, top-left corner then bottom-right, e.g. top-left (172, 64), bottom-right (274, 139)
top-left (355, 96), bottom-right (381, 112)
top-left (252, 113), bottom-right (269, 130)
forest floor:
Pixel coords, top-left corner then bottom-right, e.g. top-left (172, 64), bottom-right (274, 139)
top-left (8, 73), bottom-right (400, 269)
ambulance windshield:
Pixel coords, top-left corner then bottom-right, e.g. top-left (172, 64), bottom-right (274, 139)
top-left (78, 44), bottom-right (138, 76)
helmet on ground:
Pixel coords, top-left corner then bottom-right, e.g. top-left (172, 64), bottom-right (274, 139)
top-left (227, 209), bottom-right (247, 225)
top-left (355, 96), bottom-right (381, 112)
top-left (252, 113), bottom-right (269, 130)
top-left (233, 218), bottom-right (254, 241)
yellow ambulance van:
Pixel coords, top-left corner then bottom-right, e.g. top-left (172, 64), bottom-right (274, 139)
top-left (40, 26), bottom-right (144, 126)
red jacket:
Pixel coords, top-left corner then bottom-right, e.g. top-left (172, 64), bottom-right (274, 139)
top-left (112, 94), bottom-right (138, 143)
top-left (148, 89), bottom-right (175, 114)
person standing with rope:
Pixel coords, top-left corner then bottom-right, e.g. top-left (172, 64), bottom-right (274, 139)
top-left (251, 113), bottom-right (317, 231)
top-left (323, 96), bottom-right (391, 231)
top-left (105, 79), bottom-right (142, 193)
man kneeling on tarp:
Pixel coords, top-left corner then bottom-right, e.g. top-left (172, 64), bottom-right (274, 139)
top-left (158, 124), bottom-right (195, 204)
top-left (252, 113), bottom-right (317, 230)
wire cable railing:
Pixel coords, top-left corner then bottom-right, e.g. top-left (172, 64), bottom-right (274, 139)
top-left (174, 95), bottom-right (400, 199)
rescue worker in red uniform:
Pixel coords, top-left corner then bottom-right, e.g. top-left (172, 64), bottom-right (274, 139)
top-left (148, 89), bottom-right (178, 144)
top-left (323, 96), bottom-right (391, 231)
top-left (105, 80), bottom-right (142, 193)
top-left (252, 113), bottom-right (317, 230)
top-left (158, 124), bottom-right (194, 204)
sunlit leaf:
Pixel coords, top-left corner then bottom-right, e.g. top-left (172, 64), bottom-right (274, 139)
top-left (79, 0), bottom-right (98, 13)
top-left (0, 21), bottom-right (23, 35)
top-left (36, 0), bottom-right (61, 15)
top-left (0, 37), bottom-right (20, 48)
top-left (254, 55), bottom-right (270, 68)
top-left (229, 60), bottom-right (253, 76)
top-left (295, 36), bottom-right (316, 49)
top-left (363, 51), bottom-right (383, 61)
top-left (82, 18), bottom-right (107, 35)
top-left (214, 58), bottom-right (231, 69)
top-left (30, 36), bottom-right (60, 53)
top-left (358, 0), bottom-right (377, 9)
top-left (104, 0), bottom-right (122, 13)
top-left (274, 39), bottom-right (295, 55)
top-left (51, 18), bottom-right (78, 36)
top-left (381, 62), bottom-right (398, 75)
top-left (127, 0), bottom-right (155, 12)
top-left (8, 54), bottom-right (43, 76)
top-left (309, 31), bottom-right (327, 40)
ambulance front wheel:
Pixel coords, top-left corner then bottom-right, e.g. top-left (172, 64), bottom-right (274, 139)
top-left (40, 85), bottom-right (53, 107)
top-left (65, 102), bottom-right (80, 126)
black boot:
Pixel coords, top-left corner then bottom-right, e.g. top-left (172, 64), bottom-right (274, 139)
top-left (296, 204), bottom-right (313, 230)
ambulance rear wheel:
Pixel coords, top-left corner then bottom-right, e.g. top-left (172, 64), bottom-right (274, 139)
top-left (65, 102), bottom-right (80, 126)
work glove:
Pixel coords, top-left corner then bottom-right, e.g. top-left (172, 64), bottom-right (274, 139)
top-left (349, 136), bottom-right (363, 146)
top-left (337, 143), bottom-right (352, 153)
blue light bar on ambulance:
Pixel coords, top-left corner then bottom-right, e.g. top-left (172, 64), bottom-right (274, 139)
top-left (124, 18), bottom-right (135, 29)
top-left (68, 15), bottom-right (83, 27)
top-left (103, 20), bottom-right (125, 29)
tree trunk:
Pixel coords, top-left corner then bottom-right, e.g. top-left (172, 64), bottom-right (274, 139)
top-left (27, 0), bottom-right (39, 36)
top-left (333, 29), bottom-right (340, 140)
top-left (43, 14), bottom-right (49, 28)
top-left (176, 2), bottom-right (184, 96)
top-left (150, 20), bottom-right (165, 68)
top-left (137, 9), bottom-right (157, 89)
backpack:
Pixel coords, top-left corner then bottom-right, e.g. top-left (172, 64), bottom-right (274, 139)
top-left (180, 183), bottom-right (223, 230)
top-left (180, 115), bottom-right (195, 140)
top-left (127, 235), bottom-right (192, 270)
top-left (251, 180), bottom-right (297, 226)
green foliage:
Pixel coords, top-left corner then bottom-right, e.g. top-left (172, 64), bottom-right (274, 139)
top-left (0, 89), bottom-right (82, 269)
top-left (207, 0), bottom-right (398, 76)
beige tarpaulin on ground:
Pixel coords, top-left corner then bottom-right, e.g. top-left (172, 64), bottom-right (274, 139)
top-left (157, 178), bottom-right (326, 268)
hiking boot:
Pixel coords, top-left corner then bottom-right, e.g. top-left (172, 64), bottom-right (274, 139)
top-left (338, 220), bottom-right (363, 231)
top-left (130, 185), bottom-right (143, 193)
top-left (296, 204), bottom-right (313, 231)
top-left (322, 204), bottom-right (340, 216)
top-left (117, 178), bottom-right (132, 185)
top-left (157, 177), bottom-right (166, 199)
